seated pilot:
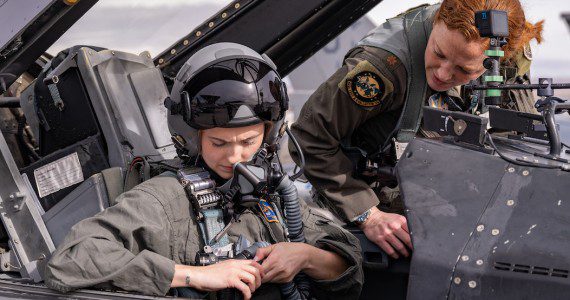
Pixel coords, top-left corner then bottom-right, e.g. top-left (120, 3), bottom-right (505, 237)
top-left (44, 43), bottom-right (363, 299)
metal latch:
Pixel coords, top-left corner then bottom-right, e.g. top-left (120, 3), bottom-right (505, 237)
top-left (394, 140), bottom-right (409, 160)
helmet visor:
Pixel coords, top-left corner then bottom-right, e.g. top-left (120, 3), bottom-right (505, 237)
top-left (182, 60), bottom-right (288, 129)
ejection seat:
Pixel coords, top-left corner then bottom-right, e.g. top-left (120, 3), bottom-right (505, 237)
top-left (42, 167), bottom-right (122, 246)
top-left (6, 45), bottom-right (176, 278)
top-left (24, 46), bottom-right (178, 247)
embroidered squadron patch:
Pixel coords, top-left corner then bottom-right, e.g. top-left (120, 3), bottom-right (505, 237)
top-left (339, 60), bottom-right (393, 108)
top-left (258, 199), bottom-right (278, 223)
top-left (347, 72), bottom-right (384, 107)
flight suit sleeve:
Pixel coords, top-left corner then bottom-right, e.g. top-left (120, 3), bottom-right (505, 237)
top-left (289, 46), bottom-right (406, 221)
top-left (300, 202), bottom-right (364, 299)
top-left (44, 188), bottom-right (176, 296)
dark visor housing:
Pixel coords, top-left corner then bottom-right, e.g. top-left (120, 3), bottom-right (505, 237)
top-left (167, 58), bottom-right (289, 129)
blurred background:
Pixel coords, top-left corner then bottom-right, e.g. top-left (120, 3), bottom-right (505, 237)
top-left (47, 0), bottom-right (570, 79)
top-left (47, 0), bottom-right (570, 140)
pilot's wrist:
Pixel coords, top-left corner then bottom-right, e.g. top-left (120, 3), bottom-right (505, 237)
top-left (352, 206), bottom-right (374, 226)
top-left (171, 264), bottom-right (201, 289)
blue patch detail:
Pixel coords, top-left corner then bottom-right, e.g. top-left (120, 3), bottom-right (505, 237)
top-left (258, 199), bottom-right (278, 223)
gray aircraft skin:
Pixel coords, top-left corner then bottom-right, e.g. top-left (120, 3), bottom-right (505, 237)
top-left (1, 1), bottom-right (570, 299)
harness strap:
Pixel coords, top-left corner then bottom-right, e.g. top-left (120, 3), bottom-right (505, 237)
top-left (176, 167), bottom-right (229, 249)
top-left (395, 6), bottom-right (433, 142)
top-left (100, 167), bottom-right (124, 206)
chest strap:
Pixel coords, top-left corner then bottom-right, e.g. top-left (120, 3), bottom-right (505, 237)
top-left (395, 6), bottom-right (433, 142)
top-left (177, 167), bottom-right (229, 249)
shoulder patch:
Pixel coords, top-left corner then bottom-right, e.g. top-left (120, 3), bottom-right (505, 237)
top-left (338, 60), bottom-right (394, 108)
top-left (258, 198), bottom-right (278, 223)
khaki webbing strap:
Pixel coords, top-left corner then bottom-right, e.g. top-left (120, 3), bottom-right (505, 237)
top-left (395, 6), bottom-right (433, 142)
top-left (100, 167), bottom-right (124, 206)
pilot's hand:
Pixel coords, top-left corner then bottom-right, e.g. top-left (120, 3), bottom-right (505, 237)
top-left (254, 242), bottom-right (309, 283)
top-left (190, 259), bottom-right (264, 300)
top-left (359, 206), bottom-right (412, 259)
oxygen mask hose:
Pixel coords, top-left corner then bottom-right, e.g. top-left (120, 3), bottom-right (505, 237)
top-left (276, 176), bottom-right (304, 242)
top-left (233, 159), bottom-right (309, 299)
top-left (286, 126), bottom-right (305, 181)
top-left (276, 175), bottom-right (310, 300)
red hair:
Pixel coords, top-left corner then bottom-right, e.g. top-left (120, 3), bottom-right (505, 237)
top-left (434, 0), bottom-right (544, 60)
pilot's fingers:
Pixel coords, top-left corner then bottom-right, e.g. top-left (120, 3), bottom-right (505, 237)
top-left (238, 270), bottom-right (257, 294)
top-left (394, 226), bottom-right (413, 250)
top-left (232, 277), bottom-right (252, 300)
top-left (263, 265), bottom-right (294, 283)
top-left (262, 266), bottom-right (279, 283)
top-left (254, 245), bottom-right (274, 262)
top-left (242, 264), bottom-right (262, 289)
top-left (248, 260), bottom-right (265, 279)
top-left (387, 234), bottom-right (409, 257)
top-left (376, 239), bottom-right (399, 259)
top-left (259, 246), bottom-right (282, 273)
top-left (262, 270), bottom-right (273, 283)
top-left (401, 219), bottom-right (410, 233)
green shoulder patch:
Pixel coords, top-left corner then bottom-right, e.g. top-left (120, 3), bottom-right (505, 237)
top-left (339, 60), bottom-right (394, 108)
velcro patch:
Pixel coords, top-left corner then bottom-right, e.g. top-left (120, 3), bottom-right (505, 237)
top-left (339, 60), bottom-right (394, 108)
top-left (258, 198), bottom-right (278, 223)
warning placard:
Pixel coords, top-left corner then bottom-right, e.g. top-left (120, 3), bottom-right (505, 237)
top-left (33, 152), bottom-right (84, 198)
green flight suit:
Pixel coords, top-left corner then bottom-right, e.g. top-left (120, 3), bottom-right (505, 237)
top-left (44, 172), bottom-right (363, 299)
top-left (289, 4), bottom-right (537, 222)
